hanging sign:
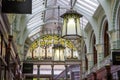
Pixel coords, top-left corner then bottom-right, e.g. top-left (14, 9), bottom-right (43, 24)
top-left (22, 63), bottom-right (33, 73)
top-left (2, 0), bottom-right (32, 14)
top-left (112, 52), bottom-right (120, 65)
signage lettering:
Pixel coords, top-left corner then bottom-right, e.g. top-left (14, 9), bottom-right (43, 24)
top-left (115, 56), bottom-right (120, 61)
top-left (112, 52), bottom-right (120, 65)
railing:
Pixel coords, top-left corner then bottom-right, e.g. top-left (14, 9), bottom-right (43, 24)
top-left (83, 71), bottom-right (88, 79)
top-left (90, 63), bottom-right (97, 72)
top-left (99, 55), bottom-right (111, 68)
top-left (89, 55), bottom-right (111, 73)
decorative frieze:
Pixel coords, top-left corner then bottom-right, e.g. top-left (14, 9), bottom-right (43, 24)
top-left (95, 44), bottom-right (104, 69)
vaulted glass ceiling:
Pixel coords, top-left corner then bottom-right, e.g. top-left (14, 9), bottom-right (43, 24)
top-left (26, 0), bottom-right (99, 41)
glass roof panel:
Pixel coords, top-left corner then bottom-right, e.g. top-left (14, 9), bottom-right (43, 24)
top-left (75, 0), bottom-right (99, 15)
top-left (80, 17), bottom-right (88, 29)
top-left (27, 0), bottom-right (45, 37)
top-left (28, 16), bottom-right (42, 25)
top-left (57, 0), bottom-right (70, 6)
top-left (76, 3), bottom-right (93, 15)
top-left (29, 28), bottom-right (41, 38)
top-left (82, 0), bottom-right (99, 7)
top-left (28, 21), bottom-right (43, 30)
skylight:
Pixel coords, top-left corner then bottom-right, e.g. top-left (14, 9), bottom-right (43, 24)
top-left (74, 0), bottom-right (99, 16)
top-left (27, 0), bottom-right (45, 38)
top-left (26, 0), bottom-right (99, 41)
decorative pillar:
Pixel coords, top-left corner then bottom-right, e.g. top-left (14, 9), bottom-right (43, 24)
top-left (51, 65), bottom-right (54, 80)
top-left (37, 65), bottom-right (40, 80)
top-left (80, 63), bottom-right (82, 80)
top-left (81, 59), bottom-right (86, 79)
top-left (95, 44), bottom-right (104, 69)
top-left (5, 35), bottom-right (13, 80)
top-left (86, 53), bottom-right (93, 73)
top-left (65, 65), bottom-right (68, 80)
top-left (0, 34), bottom-right (3, 80)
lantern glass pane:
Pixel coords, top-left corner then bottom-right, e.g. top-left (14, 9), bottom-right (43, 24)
top-left (62, 18), bottom-right (67, 36)
top-left (77, 18), bottom-right (81, 36)
top-left (54, 49), bottom-right (59, 61)
top-left (67, 18), bottom-right (76, 34)
top-left (59, 49), bottom-right (65, 61)
top-left (54, 49), bottom-right (65, 61)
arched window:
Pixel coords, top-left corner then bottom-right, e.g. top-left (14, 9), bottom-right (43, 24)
top-left (104, 21), bottom-right (109, 57)
top-left (84, 45), bottom-right (88, 71)
top-left (93, 34), bottom-right (97, 65)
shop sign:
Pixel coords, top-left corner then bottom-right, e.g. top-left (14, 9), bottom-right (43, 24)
top-left (2, 0), bottom-right (32, 14)
top-left (112, 52), bottom-right (120, 65)
top-left (22, 63), bottom-right (33, 73)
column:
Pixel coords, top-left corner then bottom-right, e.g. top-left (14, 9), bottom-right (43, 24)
top-left (37, 65), bottom-right (40, 80)
top-left (80, 64), bottom-right (82, 80)
top-left (81, 59), bottom-right (86, 79)
top-left (5, 35), bottom-right (13, 80)
top-left (65, 65), bottom-right (68, 80)
top-left (86, 53), bottom-right (93, 73)
top-left (51, 65), bottom-right (54, 80)
top-left (95, 44), bottom-right (104, 69)
top-left (108, 29), bottom-right (120, 49)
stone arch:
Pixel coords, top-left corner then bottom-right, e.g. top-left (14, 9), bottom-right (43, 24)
top-left (112, 0), bottom-right (120, 29)
top-left (116, 6), bottom-right (120, 30)
top-left (89, 30), bottom-right (94, 53)
top-left (99, 15), bottom-right (107, 44)
top-left (115, 3), bottom-right (120, 39)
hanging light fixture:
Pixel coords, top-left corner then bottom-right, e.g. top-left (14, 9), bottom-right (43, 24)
top-left (61, 0), bottom-right (82, 39)
top-left (52, 6), bottom-right (65, 61)
top-left (52, 43), bottom-right (65, 61)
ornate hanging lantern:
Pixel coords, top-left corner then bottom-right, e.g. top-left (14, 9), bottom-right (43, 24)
top-left (61, 9), bottom-right (82, 39)
top-left (52, 44), bottom-right (65, 61)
